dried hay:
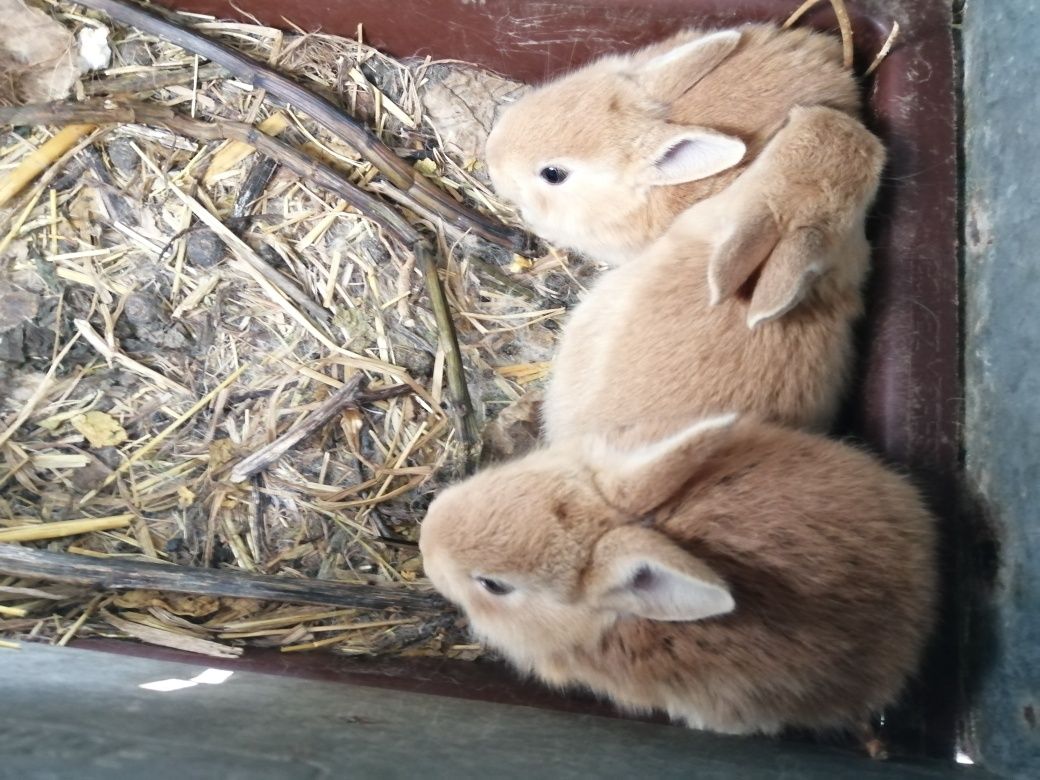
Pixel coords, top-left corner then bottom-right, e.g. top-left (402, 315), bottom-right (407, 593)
top-left (0, 0), bottom-right (589, 659)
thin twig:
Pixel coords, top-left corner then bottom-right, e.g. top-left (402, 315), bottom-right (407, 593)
top-left (783, 0), bottom-right (824, 28)
top-left (0, 544), bottom-right (449, 612)
top-left (72, 0), bottom-right (531, 252)
top-left (416, 242), bottom-right (481, 466)
top-left (864, 22), bottom-right (901, 77)
top-left (829, 0), bottom-right (855, 69)
top-left (231, 378), bottom-right (413, 482)
top-left (783, 0), bottom-right (854, 69)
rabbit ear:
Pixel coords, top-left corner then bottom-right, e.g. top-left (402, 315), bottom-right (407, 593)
top-left (746, 228), bottom-right (827, 328)
top-left (647, 130), bottom-right (746, 185)
top-left (591, 413), bottom-right (738, 515)
top-left (587, 525), bottom-right (734, 622)
top-left (708, 216), bottom-right (829, 327)
top-left (707, 212), bottom-right (782, 306)
top-left (637, 30), bottom-right (742, 102)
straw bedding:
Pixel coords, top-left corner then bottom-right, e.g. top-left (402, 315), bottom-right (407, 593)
top-left (0, 0), bottom-right (593, 658)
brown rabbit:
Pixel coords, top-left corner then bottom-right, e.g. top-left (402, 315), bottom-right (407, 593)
top-left (543, 104), bottom-right (884, 439)
top-left (419, 414), bottom-right (938, 736)
top-left (485, 24), bottom-right (862, 266)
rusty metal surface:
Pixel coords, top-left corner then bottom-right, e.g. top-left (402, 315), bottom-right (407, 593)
top-left (130, 0), bottom-right (961, 759)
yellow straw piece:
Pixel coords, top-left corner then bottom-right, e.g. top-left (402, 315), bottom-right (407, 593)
top-left (203, 111), bottom-right (290, 183)
top-left (0, 125), bottom-right (96, 208)
top-left (0, 515), bottom-right (134, 543)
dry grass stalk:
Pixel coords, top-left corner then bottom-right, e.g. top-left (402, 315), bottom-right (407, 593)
top-left (78, 365), bottom-right (249, 505)
top-left (103, 609), bottom-right (243, 657)
top-left (783, 0), bottom-right (854, 69)
top-left (0, 514), bottom-right (133, 543)
top-left (0, 124), bottom-right (95, 208)
top-left (74, 318), bottom-right (190, 394)
top-left (864, 22), bottom-right (900, 77)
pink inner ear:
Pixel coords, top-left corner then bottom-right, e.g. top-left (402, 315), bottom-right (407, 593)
top-left (657, 141), bottom-right (690, 167)
top-left (652, 133), bottom-right (745, 185)
top-left (632, 565), bottom-right (654, 589)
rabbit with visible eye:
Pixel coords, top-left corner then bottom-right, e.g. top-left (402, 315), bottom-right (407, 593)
top-left (543, 104), bottom-right (885, 439)
top-left (485, 24), bottom-right (861, 266)
top-left (419, 414), bottom-right (938, 736)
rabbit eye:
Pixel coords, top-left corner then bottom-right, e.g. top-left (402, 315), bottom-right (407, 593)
top-left (475, 576), bottom-right (514, 596)
top-left (539, 166), bottom-right (569, 185)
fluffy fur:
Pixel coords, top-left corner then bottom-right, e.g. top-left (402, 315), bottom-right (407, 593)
top-left (419, 417), bottom-right (938, 735)
top-left (485, 24), bottom-right (862, 265)
top-left (543, 105), bottom-right (883, 438)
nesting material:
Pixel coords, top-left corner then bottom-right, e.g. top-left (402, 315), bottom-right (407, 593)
top-left (0, 0), bottom-right (82, 105)
top-left (0, 1), bottom-right (589, 658)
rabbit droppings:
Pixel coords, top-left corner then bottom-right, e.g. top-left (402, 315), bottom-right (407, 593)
top-left (485, 24), bottom-right (862, 266)
top-left (419, 415), bottom-right (937, 736)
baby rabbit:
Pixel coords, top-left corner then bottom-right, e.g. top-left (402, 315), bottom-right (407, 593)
top-left (419, 414), bottom-right (938, 736)
top-left (543, 105), bottom-right (884, 439)
top-left (485, 24), bottom-right (862, 266)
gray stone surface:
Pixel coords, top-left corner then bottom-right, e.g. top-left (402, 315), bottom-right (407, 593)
top-left (0, 645), bottom-right (983, 780)
top-left (963, 0), bottom-right (1040, 776)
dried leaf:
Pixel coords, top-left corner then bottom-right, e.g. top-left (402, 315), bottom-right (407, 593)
top-left (0, 287), bottom-right (38, 334)
top-left (481, 390), bottom-right (543, 463)
top-left (419, 64), bottom-right (527, 169)
top-left (71, 411), bottom-right (128, 448)
top-left (112, 590), bottom-right (221, 618)
top-left (208, 438), bottom-right (236, 472)
top-left (177, 485), bottom-right (196, 508)
top-left (0, 0), bottom-right (82, 103)
top-left (413, 158), bottom-right (438, 176)
top-left (103, 610), bottom-right (242, 658)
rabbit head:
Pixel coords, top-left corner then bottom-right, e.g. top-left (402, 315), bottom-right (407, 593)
top-left (419, 414), bottom-right (740, 672)
top-left (484, 24), bottom-right (859, 265)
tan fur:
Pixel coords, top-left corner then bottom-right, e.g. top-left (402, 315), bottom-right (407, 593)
top-left (543, 105), bottom-right (884, 439)
top-left (419, 417), bottom-right (938, 735)
top-left (485, 24), bottom-right (861, 265)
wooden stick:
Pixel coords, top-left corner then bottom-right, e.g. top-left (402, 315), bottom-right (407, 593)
top-left (72, 0), bottom-right (530, 252)
top-left (0, 544), bottom-right (448, 612)
top-left (416, 242), bottom-right (480, 462)
top-left (102, 609), bottom-right (243, 657)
